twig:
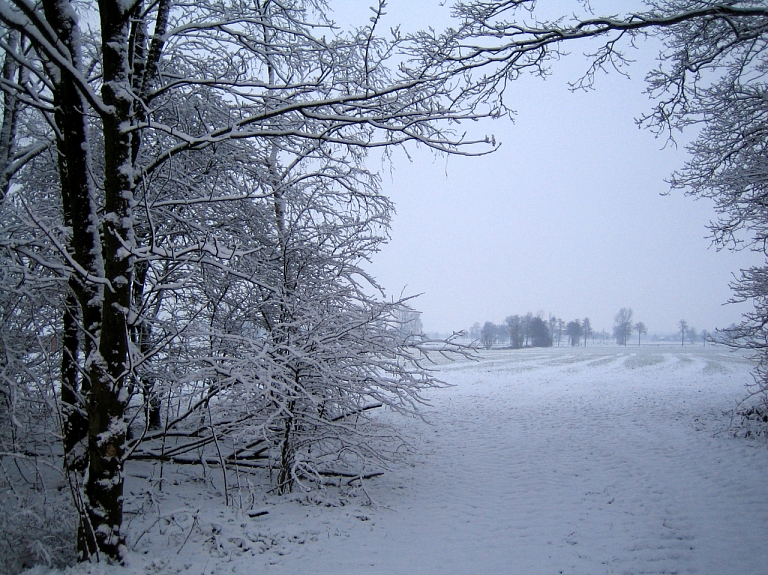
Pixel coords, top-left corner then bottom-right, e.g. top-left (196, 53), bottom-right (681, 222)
top-left (177, 511), bottom-right (200, 555)
top-left (208, 402), bottom-right (229, 506)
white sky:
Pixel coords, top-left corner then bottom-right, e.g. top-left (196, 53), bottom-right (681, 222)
top-left (333, 0), bottom-right (763, 335)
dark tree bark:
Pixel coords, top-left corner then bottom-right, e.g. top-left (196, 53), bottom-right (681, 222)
top-left (0, 30), bottom-right (20, 200)
top-left (40, 0), bottom-right (107, 559)
top-left (75, 0), bottom-right (137, 561)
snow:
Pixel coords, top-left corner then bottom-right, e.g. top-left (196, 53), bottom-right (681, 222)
top-left (25, 345), bottom-right (768, 575)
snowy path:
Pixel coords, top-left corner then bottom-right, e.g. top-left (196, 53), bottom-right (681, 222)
top-left (260, 346), bottom-right (768, 575)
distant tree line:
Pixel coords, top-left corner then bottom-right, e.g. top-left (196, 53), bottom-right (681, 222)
top-left (470, 308), bottom-right (719, 350)
top-left (470, 307), bottom-right (656, 349)
top-left (470, 313), bottom-right (604, 349)
top-left (504, 314), bottom-right (552, 348)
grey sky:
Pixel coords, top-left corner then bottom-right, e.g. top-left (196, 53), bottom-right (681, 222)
top-left (334, 0), bottom-right (763, 335)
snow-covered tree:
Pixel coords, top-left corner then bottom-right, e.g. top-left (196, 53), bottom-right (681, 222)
top-left (0, 0), bottom-right (501, 563)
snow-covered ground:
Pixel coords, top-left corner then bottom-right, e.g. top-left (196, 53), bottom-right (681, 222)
top-left (30, 345), bottom-right (768, 575)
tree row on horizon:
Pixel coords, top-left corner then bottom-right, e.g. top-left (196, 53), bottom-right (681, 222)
top-left (469, 308), bottom-right (715, 349)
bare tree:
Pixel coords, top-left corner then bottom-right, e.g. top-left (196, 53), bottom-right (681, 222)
top-left (548, 315), bottom-right (557, 344)
top-left (395, 307), bottom-right (424, 341)
top-left (555, 318), bottom-right (565, 346)
top-left (679, 319), bottom-right (689, 347)
top-left (522, 312), bottom-right (533, 347)
top-left (613, 308), bottom-right (634, 346)
top-left (481, 321), bottom-right (498, 350)
top-left (582, 317), bottom-right (592, 347)
top-left (635, 322), bottom-right (648, 346)
top-left (506, 315), bottom-right (523, 349)
top-left (530, 315), bottom-right (552, 347)
top-left (566, 320), bottom-right (582, 347)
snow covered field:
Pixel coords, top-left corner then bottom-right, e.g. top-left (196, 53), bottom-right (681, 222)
top-left (31, 345), bottom-right (768, 575)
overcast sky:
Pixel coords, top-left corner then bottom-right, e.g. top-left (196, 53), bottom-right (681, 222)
top-left (334, 0), bottom-right (763, 336)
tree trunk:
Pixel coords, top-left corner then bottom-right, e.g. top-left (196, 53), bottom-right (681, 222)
top-left (78, 0), bottom-right (137, 562)
top-left (41, 0), bottom-right (107, 559)
top-left (277, 403), bottom-right (295, 495)
top-left (0, 30), bottom-right (20, 201)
